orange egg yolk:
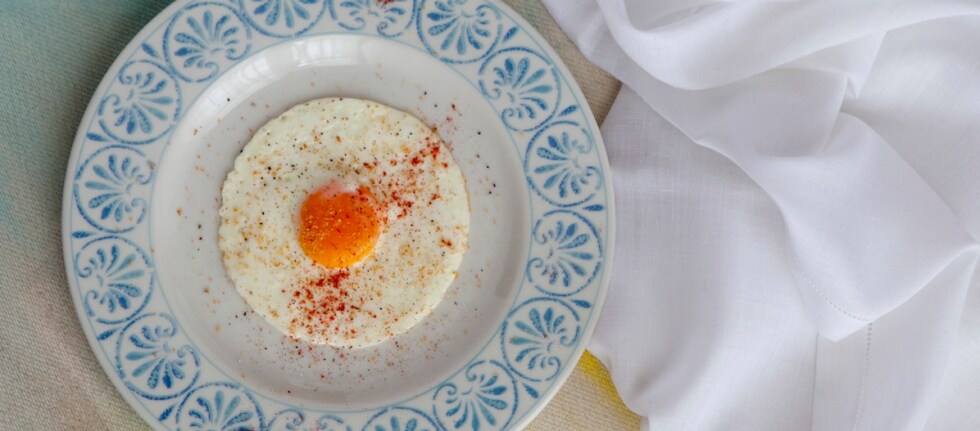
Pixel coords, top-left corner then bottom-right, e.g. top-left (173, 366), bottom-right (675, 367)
top-left (298, 181), bottom-right (381, 269)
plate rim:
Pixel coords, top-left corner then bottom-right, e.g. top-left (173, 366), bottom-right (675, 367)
top-left (61, 1), bottom-right (616, 429)
top-left (496, 4), bottom-right (616, 430)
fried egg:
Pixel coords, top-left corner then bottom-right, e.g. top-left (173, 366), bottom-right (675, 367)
top-left (219, 97), bottom-right (469, 349)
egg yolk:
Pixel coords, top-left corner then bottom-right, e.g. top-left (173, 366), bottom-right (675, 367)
top-left (298, 181), bottom-right (381, 269)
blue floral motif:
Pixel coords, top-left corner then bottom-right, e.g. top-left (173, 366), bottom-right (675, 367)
top-left (268, 409), bottom-right (351, 431)
top-left (418, 0), bottom-right (502, 63)
top-left (69, 0), bottom-right (612, 427)
top-left (176, 383), bottom-right (263, 431)
top-left (165, 2), bottom-right (252, 82)
top-left (267, 409), bottom-right (304, 431)
top-left (330, 0), bottom-right (416, 36)
top-left (527, 210), bottom-right (602, 296)
top-left (75, 237), bottom-right (153, 325)
top-left (240, 0), bottom-right (328, 37)
top-left (73, 145), bottom-right (153, 233)
top-left (309, 414), bottom-right (352, 431)
top-left (362, 407), bottom-right (438, 431)
top-left (525, 121), bottom-right (601, 206)
top-left (501, 299), bottom-right (580, 382)
top-left (97, 60), bottom-right (180, 144)
top-left (434, 361), bottom-right (517, 431)
top-left (117, 314), bottom-right (200, 399)
top-left (479, 48), bottom-right (559, 131)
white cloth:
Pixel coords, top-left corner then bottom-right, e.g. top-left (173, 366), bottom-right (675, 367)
top-left (540, 0), bottom-right (980, 429)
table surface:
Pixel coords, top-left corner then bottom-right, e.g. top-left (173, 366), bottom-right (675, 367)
top-left (0, 1), bottom-right (636, 429)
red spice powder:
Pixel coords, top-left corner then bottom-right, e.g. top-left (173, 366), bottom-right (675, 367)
top-left (326, 270), bottom-right (349, 289)
top-left (289, 269), bottom-right (356, 337)
top-left (285, 129), bottom-right (455, 342)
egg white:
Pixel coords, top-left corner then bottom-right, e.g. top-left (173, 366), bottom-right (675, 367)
top-left (219, 98), bottom-right (469, 348)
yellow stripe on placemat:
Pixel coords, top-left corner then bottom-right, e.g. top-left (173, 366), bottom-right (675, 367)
top-left (528, 351), bottom-right (641, 430)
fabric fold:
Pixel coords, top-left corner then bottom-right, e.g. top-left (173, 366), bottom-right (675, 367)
top-left (545, 0), bottom-right (980, 340)
top-left (542, 0), bottom-right (980, 429)
top-left (568, 0), bottom-right (980, 90)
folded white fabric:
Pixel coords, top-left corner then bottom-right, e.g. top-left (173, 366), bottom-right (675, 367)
top-left (540, 0), bottom-right (980, 429)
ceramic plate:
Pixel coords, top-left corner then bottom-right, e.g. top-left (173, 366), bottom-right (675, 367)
top-left (62, 1), bottom-right (613, 429)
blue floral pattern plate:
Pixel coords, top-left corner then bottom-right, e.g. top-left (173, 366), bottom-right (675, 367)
top-left (63, 1), bottom-right (613, 430)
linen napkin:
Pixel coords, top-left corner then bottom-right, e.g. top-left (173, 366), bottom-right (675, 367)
top-left (540, 0), bottom-right (980, 429)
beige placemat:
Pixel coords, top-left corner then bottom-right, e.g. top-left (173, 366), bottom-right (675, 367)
top-left (0, 1), bottom-right (633, 429)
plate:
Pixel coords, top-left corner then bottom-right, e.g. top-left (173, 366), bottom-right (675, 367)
top-left (62, 1), bottom-right (613, 429)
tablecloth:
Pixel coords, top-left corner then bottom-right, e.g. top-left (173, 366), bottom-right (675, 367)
top-left (0, 0), bottom-right (636, 429)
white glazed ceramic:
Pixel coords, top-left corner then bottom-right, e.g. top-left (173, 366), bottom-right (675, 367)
top-left (63, 1), bottom-right (613, 430)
